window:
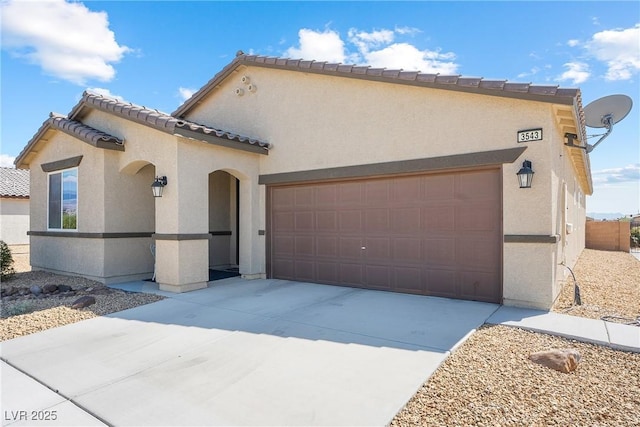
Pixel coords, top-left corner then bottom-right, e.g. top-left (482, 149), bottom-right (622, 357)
top-left (48, 168), bottom-right (78, 230)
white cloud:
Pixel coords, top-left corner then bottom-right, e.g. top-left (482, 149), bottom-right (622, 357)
top-left (567, 39), bottom-right (580, 47)
top-left (285, 27), bottom-right (458, 74)
top-left (178, 87), bottom-right (196, 102)
top-left (364, 43), bottom-right (458, 74)
top-left (86, 87), bottom-right (125, 101)
top-left (558, 62), bottom-right (591, 84)
top-left (0, 154), bottom-right (16, 167)
top-left (584, 24), bottom-right (640, 81)
top-left (395, 26), bottom-right (421, 36)
top-left (284, 28), bottom-right (346, 63)
top-left (592, 164), bottom-right (640, 184)
top-left (0, 0), bottom-right (130, 85)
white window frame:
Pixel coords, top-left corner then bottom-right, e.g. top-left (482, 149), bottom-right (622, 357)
top-left (47, 167), bottom-right (78, 231)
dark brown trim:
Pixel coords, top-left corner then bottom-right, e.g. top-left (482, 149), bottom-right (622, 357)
top-left (28, 231), bottom-right (152, 239)
top-left (210, 231), bottom-right (232, 236)
top-left (258, 230), bottom-right (266, 236)
top-left (259, 147), bottom-right (526, 185)
top-left (504, 235), bottom-right (560, 243)
top-left (152, 233), bottom-right (211, 241)
top-left (174, 127), bottom-right (268, 155)
top-left (41, 156), bottom-right (83, 172)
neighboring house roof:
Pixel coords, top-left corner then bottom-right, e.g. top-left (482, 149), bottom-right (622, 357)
top-left (15, 91), bottom-right (270, 168)
top-left (0, 167), bottom-right (29, 198)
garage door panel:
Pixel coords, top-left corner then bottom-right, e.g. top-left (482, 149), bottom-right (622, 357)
top-left (425, 175), bottom-right (455, 199)
top-left (316, 211), bottom-right (337, 231)
top-left (458, 238), bottom-right (499, 269)
top-left (365, 180), bottom-right (390, 204)
top-left (364, 237), bottom-right (391, 260)
top-left (423, 206), bottom-right (455, 231)
top-left (273, 235), bottom-right (294, 255)
top-left (316, 186), bottom-right (337, 207)
top-left (294, 211), bottom-right (314, 231)
top-left (393, 238), bottom-right (422, 262)
top-left (365, 208), bottom-right (390, 232)
top-left (339, 210), bottom-right (362, 232)
top-left (458, 171), bottom-right (500, 200)
top-left (424, 238), bottom-right (456, 265)
top-left (459, 271), bottom-right (500, 302)
top-left (339, 237), bottom-right (363, 259)
top-left (295, 260), bottom-right (315, 282)
top-left (272, 187), bottom-right (294, 207)
top-left (456, 203), bottom-right (499, 232)
top-left (393, 176), bottom-right (422, 203)
top-left (391, 207), bottom-right (421, 233)
top-left (427, 269), bottom-right (457, 297)
top-left (269, 169), bottom-right (501, 303)
top-left (272, 259), bottom-right (294, 279)
top-left (294, 187), bottom-right (314, 206)
top-left (340, 263), bottom-right (363, 285)
top-left (317, 262), bottom-right (339, 283)
top-left (394, 268), bottom-right (423, 293)
top-left (338, 182), bottom-right (362, 204)
top-left (316, 236), bottom-right (338, 257)
top-left (273, 212), bottom-right (295, 232)
top-left (365, 265), bottom-right (391, 288)
top-left (295, 236), bottom-right (314, 256)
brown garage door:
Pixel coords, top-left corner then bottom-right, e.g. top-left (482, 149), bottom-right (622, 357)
top-left (267, 169), bottom-right (502, 303)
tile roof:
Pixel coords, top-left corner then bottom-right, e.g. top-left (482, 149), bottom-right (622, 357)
top-left (0, 167), bottom-right (29, 198)
top-left (14, 113), bottom-right (124, 169)
top-left (71, 92), bottom-right (270, 149)
top-left (49, 113), bottom-right (124, 149)
top-left (173, 52), bottom-right (582, 117)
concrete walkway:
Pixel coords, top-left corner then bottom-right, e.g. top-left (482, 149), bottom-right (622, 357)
top-left (2, 278), bottom-right (638, 426)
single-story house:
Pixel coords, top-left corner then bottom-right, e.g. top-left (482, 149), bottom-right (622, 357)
top-left (15, 52), bottom-right (591, 309)
top-left (0, 167), bottom-right (30, 245)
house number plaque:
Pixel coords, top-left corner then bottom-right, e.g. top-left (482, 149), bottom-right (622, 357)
top-left (517, 128), bottom-right (543, 143)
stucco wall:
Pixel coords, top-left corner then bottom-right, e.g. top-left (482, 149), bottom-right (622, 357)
top-left (0, 198), bottom-right (29, 244)
top-left (185, 65), bottom-right (585, 309)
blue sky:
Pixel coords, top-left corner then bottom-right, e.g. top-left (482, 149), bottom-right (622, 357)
top-left (1, 1), bottom-right (638, 215)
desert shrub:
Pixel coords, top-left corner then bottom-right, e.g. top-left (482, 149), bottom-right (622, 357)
top-left (4, 301), bottom-right (35, 317)
top-left (631, 226), bottom-right (640, 248)
top-left (0, 240), bottom-right (16, 281)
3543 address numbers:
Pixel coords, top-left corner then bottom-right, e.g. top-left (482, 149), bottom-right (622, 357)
top-left (517, 128), bottom-right (543, 143)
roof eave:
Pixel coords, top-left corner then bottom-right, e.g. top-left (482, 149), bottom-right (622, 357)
top-left (172, 54), bottom-right (579, 118)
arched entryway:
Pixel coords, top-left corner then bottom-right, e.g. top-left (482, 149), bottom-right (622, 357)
top-left (208, 170), bottom-right (241, 279)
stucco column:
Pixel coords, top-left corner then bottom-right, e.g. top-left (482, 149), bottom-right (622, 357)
top-left (153, 162), bottom-right (209, 292)
top-left (237, 174), bottom-right (265, 278)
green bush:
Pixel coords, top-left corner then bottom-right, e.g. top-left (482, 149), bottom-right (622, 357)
top-left (631, 226), bottom-right (640, 248)
top-left (0, 240), bottom-right (15, 281)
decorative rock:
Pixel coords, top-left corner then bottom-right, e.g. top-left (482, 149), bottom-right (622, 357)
top-left (529, 349), bottom-right (581, 373)
top-left (71, 295), bottom-right (96, 309)
top-left (43, 284), bottom-right (58, 294)
top-left (30, 285), bottom-right (42, 296)
top-left (57, 285), bottom-right (73, 293)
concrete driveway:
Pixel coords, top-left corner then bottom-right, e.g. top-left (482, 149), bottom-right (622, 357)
top-left (2, 278), bottom-right (499, 426)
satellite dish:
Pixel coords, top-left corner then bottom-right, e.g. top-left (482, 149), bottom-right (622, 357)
top-left (584, 94), bottom-right (632, 128)
top-left (569, 94), bottom-right (634, 153)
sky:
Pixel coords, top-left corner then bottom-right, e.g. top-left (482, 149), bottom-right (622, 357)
top-left (1, 1), bottom-right (638, 216)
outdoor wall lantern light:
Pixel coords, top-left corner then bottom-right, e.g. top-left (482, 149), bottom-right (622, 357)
top-left (151, 176), bottom-right (167, 198)
top-left (516, 160), bottom-right (534, 189)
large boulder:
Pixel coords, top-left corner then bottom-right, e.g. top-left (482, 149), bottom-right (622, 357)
top-left (529, 349), bottom-right (581, 373)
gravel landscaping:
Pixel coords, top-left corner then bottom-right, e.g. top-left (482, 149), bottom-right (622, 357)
top-left (1, 246), bottom-right (163, 341)
top-left (2, 246), bottom-right (639, 425)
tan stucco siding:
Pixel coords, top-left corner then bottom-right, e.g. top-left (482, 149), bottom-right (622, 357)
top-left (28, 131), bottom-right (106, 233)
top-left (0, 198), bottom-right (30, 244)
